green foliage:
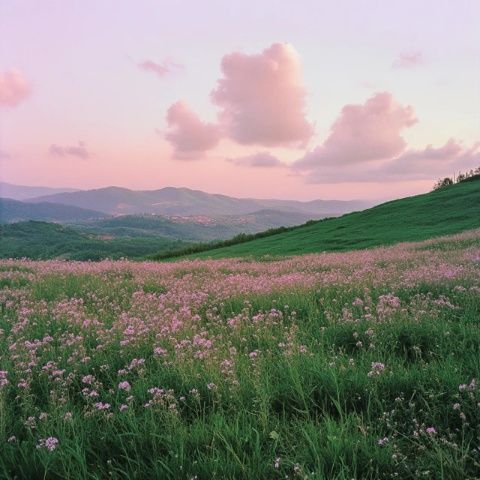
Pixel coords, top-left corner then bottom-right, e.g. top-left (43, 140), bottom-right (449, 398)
top-left (432, 177), bottom-right (454, 190)
top-left (433, 166), bottom-right (480, 191)
top-left (151, 220), bottom-right (321, 260)
top-left (0, 221), bottom-right (190, 260)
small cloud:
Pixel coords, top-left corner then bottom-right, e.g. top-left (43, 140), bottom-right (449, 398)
top-left (49, 141), bottom-right (90, 159)
top-left (228, 152), bottom-right (284, 168)
top-left (165, 101), bottom-right (220, 160)
top-left (137, 58), bottom-right (184, 78)
top-left (0, 69), bottom-right (31, 108)
top-left (359, 80), bottom-right (376, 89)
top-left (392, 51), bottom-right (425, 69)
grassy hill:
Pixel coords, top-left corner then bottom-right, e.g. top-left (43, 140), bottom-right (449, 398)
top-left (0, 221), bottom-right (189, 260)
top-left (74, 209), bottom-right (317, 242)
top-left (156, 178), bottom-right (480, 260)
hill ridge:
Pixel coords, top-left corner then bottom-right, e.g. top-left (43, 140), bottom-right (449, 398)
top-left (27, 185), bottom-right (370, 216)
top-left (154, 178), bottom-right (480, 260)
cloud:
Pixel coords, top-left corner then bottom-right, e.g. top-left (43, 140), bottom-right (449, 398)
top-left (296, 92), bottom-right (417, 169)
top-left (165, 101), bottom-right (220, 159)
top-left (0, 69), bottom-right (31, 108)
top-left (228, 152), bottom-right (284, 168)
top-left (392, 51), bottom-right (425, 69)
top-left (49, 141), bottom-right (90, 159)
top-left (138, 58), bottom-right (184, 77)
top-left (211, 43), bottom-right (313, 147)
top-left (298, 139), bottom-right (480, 184)
top-left (383, 139), bottom-right (480, 179)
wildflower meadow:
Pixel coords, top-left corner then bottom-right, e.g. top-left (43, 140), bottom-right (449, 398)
top-left (0, 231), bottom-right (479, 479)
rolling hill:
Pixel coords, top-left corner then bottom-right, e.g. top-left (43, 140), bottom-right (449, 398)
top-left (27, 186), bottom-right (369, 216)
top-left (74, 209), bottom-right (317, 242)
top-left (155, 177), bottom-right (480, 260)
top-left (0, 197), bottom-right (322, 242)
top-left (0, 221), bottom-right (189, 260)
top-left (0, 198), bottom-right (107, 223)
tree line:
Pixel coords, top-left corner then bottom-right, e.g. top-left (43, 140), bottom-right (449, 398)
top-left (433, 166), bottom-right (480, 190)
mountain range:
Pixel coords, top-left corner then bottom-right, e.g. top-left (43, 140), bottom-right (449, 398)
top-left (24, 185), bottom-right (370, 216)
top-left (0, 182), bottom-right (373, 259)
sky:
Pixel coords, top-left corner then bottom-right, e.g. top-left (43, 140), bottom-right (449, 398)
top-left (1, 0), bottom-right (479, 201)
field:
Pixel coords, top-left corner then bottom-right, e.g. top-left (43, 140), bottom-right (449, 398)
top-left (1, 230), bottom-right (479, 479)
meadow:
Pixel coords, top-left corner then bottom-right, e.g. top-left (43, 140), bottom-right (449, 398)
top-left (0, 230), bottom-right (479, 479)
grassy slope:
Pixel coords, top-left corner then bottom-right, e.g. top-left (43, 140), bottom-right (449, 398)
top-left (172, 179), bottom-right (480, 259)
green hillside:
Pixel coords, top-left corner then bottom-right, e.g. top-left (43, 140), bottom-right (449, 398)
top-left (157, 178), bottom-right (480, 260)
top-left (0, 221), bottom-right (189, 260)
top-left (73, 210), bottom-right (316, 242)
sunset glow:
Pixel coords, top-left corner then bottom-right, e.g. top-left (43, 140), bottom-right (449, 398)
top-left (1, 0), bottom-right (479, 200)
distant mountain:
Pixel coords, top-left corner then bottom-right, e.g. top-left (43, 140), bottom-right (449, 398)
top-left (0, 198), bottom-right (107, 223)
top-left (28, 186), bottom-right (370, 216)
top-left (0, 196), bottom-right (331, 243)
top-left (0, 182), bottom-right (78, 201)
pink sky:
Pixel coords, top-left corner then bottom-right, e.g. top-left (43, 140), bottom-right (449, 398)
top-left (1, 0), bottom-right (479, 201)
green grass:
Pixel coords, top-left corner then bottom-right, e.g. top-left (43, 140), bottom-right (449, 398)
top-left (0, 233), bottom-right (479, 478)
top-left (155, 178), bottom-right (480, 260)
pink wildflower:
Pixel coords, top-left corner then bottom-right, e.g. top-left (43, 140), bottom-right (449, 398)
top-left (37, 437), bottom-right (59, 452)
top-left (118, 381), bottom-right (131, 392)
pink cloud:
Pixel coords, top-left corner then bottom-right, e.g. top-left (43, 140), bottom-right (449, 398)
top-left (49, 141), bottom-right (90, 159)
top-left (0, 69), bottom-right (31, 108)
top-left (392, 51), bottom-right (425, 69)
top-left (137, 59), bottom-right (183, 77)
top-left (296, 92), bottom-right (417, 169)
top-left (165, 101), bottom-right (220, 159)
top-left (298, 139), bottom-right (480, 184)
top-left (383, 139), bottom-right (480, 178)
top-left (228, 152), bottom-right (284, 168)
top-left (211, 43), bottom-right (313, 147)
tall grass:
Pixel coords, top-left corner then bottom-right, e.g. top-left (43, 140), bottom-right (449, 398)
top-left (0, 232), bottom-right (479, 478)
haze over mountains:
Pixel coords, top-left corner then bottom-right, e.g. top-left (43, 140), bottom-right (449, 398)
top-left (0, 198), bottom-right (105, 223)
top-left (25, 185), bottom-right (370, 217)
top-left (0, 182), bottom-right (372, 259)
top-left (0, 182), bottom-right (78, 201)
